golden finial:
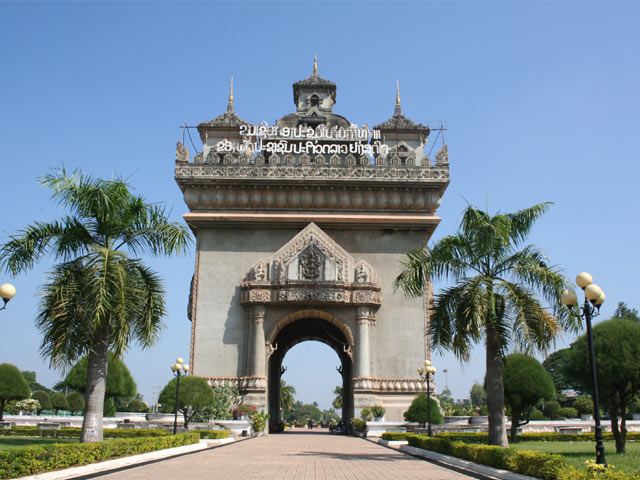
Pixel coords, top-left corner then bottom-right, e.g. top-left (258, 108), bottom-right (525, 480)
top-left (313, 54), bottom-right (318, 75)
top-left (396, 80), bottom-right (401, 106)
top-left (229, 76), bottom-right (234, 105)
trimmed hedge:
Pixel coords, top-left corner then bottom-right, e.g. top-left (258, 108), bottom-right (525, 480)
top-left (195, 430), bottom-right (230, 439)
top-left (0, 427), bottom-right (170, 439)
top-left (420, 431), bottom-right (640, 443)
top-left (405, 434), bottom-right (640, 480)
top-left (381, 432), bottom-right (408, 441)
top-left (0, 433), bottom-right (199, 479)
top-left (406, 434), bottom-right (567, 480)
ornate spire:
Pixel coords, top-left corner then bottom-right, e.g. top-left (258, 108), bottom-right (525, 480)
top-left (313, 54), bottom-right (318, 76)
top-left (394, 80), bottom-right (402, 116)
top-left (226, 76), bottom-right (234, 113)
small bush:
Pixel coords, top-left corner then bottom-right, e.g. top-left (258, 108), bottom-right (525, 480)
top-left (351, 418), bottom-right (366, 433)
top-left (573, 396), bottom-right (594, 416)
top-left (0, 427), bottom-right (170, 439)
top-left (544, 401), bottom-right (561, 420)
top-left (370, 405), bottom-right (385, 419)
top-left (360, 408), bottom-right (372, 421)
top-left (381, 432), bottom-right (407, 441)
top-left (558, 407), bottom-right (578, 419)
top-left (0, 433), bottom-right (199, 479)
top-left (529, 407), bottom-right (546, 420)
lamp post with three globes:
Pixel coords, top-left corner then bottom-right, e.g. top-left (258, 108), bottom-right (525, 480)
top-left (561, 272), bottom-right (607, 466)
top-left (418, 359), bottom-right (437, 436)
top-left (171, 357), bottom-right (189, 435)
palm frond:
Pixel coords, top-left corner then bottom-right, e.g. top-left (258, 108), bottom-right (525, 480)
top-left (505, 202), bottom-right (553, 246)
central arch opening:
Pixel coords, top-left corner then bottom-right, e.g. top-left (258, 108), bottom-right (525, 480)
top-left (268, 317), bottom-right (354, 432)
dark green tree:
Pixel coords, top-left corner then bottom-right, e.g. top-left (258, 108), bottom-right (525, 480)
top-left (0, 168), bottom-right (191, 442)
top-left (503, 353), bottom-right (555, 441)
top-left (21, 371), bottom-right (51, 393)
top-left (63, 353), bottom-right (137, 410)
top-left (50, 392), bottom-right (69, 414)
top-left (543, 400), bottom-right (561, 420)
top-left (32, 390), bottom-right (51, 414)
top-left (404, 394), bottom-right (443, 427)
top-left (564, 318), bottom-right (640, 453)
top-left (125, 399), bottom-right (147, 413)
top-left (67, 391), bottom-right (85, 415)
top-left (158, 376), bottom-right (215, 428)
top-left (542, 348), bottom-right (576, 394)
top-left (470, 382), bottom-right (487, 408)
top-left (613, 302), bottom-right (640, 322)
top-left (0, 364), bottom-right (30, 420)
top-left (395, 203), bottom-right (575, 446)
top-left (284, 401), bottom-right (322, 424)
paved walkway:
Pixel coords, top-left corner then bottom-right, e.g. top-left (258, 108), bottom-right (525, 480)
top-left (94, 430), bottom-right (473, 479)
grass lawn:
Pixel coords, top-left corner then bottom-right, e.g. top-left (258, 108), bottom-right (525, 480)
top-left (0, 437), bottom-right (78, 451)
top-left (513, 440), bottom-right (640, 474)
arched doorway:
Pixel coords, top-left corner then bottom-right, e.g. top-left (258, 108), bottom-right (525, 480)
top-left (268, 316), bottom-right (354, 432)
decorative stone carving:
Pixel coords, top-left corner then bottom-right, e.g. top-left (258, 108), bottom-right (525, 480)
top-left (298, 247), bottom-right (324, 280)
top-left (176, 141), bottom-right (189, 163)
top-left (194, 152), bottom-right (203, 163)
top-left (435, 145), bottom-right (449, 166)
top-left (354, 260), bottom-right (378, 285)
top-left (352, 376), bottom-right (434, 394)
top-left (206, 376), bottom-right (267, 391)
top-left (270, 223), bottom-right (352, 284)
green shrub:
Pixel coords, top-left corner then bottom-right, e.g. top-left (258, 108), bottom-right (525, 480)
top-left (381, 432), bottom-right (407, 441)
top-left (0, 433), bottom-right (199, 479)
top-left (195, 430), bottom-right (229, 439)
top-left (351, 418), bottom-right (366, 433)
top-left (530, 407), bottom-right (546, 420)
top-left (360, 408), bottom-right (372, 421)
top-left (370, 405), bottom-right (385, 419)
top-left (573, 396), bottom-right (594, 416)
top-left (544, 401), bottom-right (561, 420)
top-left (250, 410), bottom-right (269, 433)
top-left (0, 427), bottom-right (170, 439)
top-left (406, 434), bottom-right (568, 480)
top-left (559, 407), bottom-right (578, 419)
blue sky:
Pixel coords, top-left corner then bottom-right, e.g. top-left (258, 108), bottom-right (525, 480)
top-left (1, 1), bottom-right (639, 410)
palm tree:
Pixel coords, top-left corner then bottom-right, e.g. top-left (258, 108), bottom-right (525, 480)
top-left (394, 203), bottom-right (576, 447)
top-left (332, 386), bottom-right (343, 410)
top-left (0, 168), bottom-right (191, 442)
top-left (280, 379), bottom-right (296, 414)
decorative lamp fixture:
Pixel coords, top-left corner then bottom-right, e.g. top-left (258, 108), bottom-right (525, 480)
top-left (170, 356), bottom-right (189, 435)
top-left (0, 283), bottom-right (16, 312)
top-left (561, 272), bottom-right (607, 466)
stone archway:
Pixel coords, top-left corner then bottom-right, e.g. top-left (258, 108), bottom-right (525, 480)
top-left (267, 315), bottom-right (354, 432)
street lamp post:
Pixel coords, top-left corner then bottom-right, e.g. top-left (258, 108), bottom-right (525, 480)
top-left (0, 284), bottom-right (16, 312)
top-left (170, 357), bottom-right (189, 435)
top-left (561, 272), bottom-right (607, 466)
top-left (418, 359), bottom-right (437, 436)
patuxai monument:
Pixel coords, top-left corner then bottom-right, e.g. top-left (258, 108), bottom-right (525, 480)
top-left (174, 58), bottom-right (450, 431)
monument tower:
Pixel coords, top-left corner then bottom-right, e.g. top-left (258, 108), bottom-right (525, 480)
top-left (174, 60), bottom-right (450, 430)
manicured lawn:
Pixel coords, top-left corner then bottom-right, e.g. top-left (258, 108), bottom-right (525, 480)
top-left (0, 437), bottom-right (78, 451)
top-left (513, 440), bottom-right (640, 474)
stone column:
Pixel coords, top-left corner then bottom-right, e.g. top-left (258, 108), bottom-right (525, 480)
top-left (355, 306), bottom-right (375, 378)
top-left (249, 304), bottom-right (266, 377)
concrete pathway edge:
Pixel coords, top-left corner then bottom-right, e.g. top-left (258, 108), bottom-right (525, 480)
top-left (399, 445), bottom-right (538, 480)
top-left (18, 438), bottom-right (237, 480)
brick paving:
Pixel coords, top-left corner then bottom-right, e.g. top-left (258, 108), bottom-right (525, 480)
top-left (95, 429), bottom-right (474, 479)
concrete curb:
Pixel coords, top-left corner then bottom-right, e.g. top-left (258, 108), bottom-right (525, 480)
top-left (399, 445), bottom-right (537, 480)
top-left (18, 437), bottom-right (239, 480)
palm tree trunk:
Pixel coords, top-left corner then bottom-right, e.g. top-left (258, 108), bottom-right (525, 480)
top-left (510, 408), bottom-right (520, 443)
top-left (486, 325), bottom-right (509, 447)
top-left (80, 326), bottom-right (110, 443)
